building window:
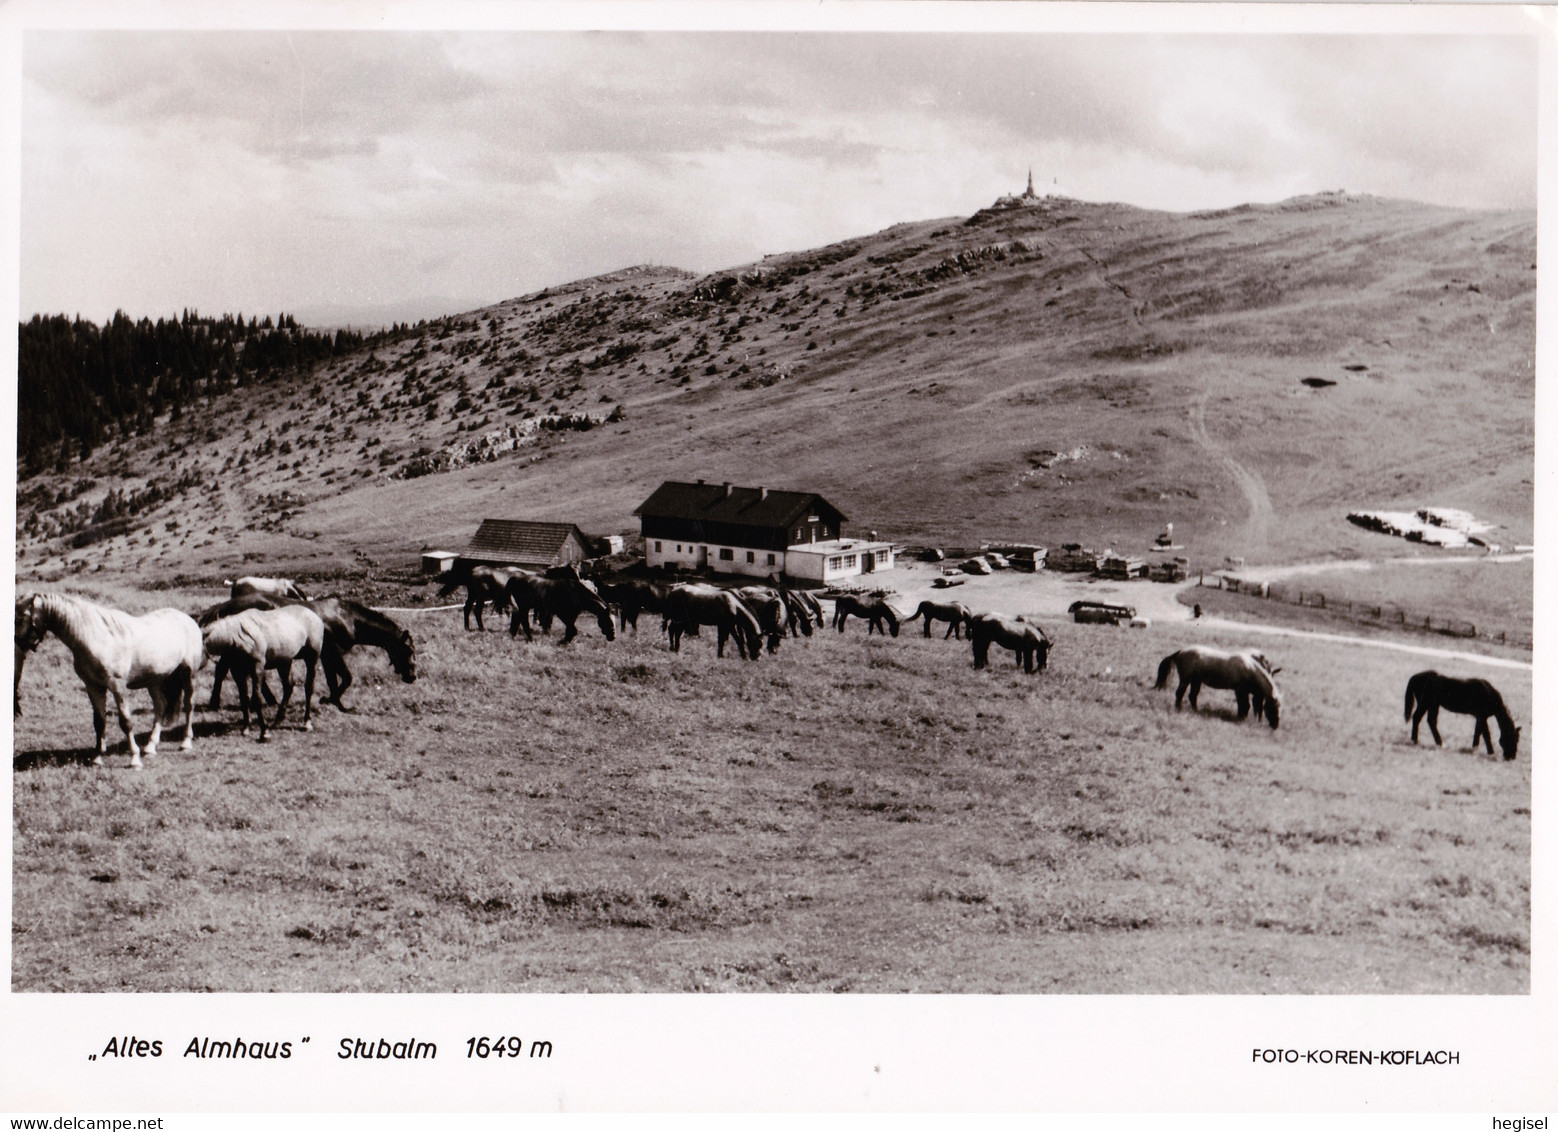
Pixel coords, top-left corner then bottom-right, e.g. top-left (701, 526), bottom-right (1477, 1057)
top-left (746, 551), bottom-right (755, 564)
top-left (719, 548), bottom-right (734, 561)
top-left (766, 553), bottom-right (776, 566)
top-left (827, 556), bottom-right (843, 570)
top-left (655, 541), bottom-right (662, 552)
top-left (843, 554), bottom-right (857, 568)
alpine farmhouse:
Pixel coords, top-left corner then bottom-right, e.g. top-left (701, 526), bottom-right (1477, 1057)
top-left (633, 480), bottom-right (894, 584)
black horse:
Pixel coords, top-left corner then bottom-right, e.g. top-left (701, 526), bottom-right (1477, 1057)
top-left (504, 569), bottom-right (615, 645)
top-left (594, 577), bottom-right (671, 633)
top-left (832, 594), bottom-right (900, 636)
top-left (903, 599), bottom-right (972, 639)
top-left (199, 593), bottom-right (416, 711)
top-left (437, 565), bottom-right (517, 631)
top-left (661, 584), bottom-right (763, 660)
top-left (733, 586), bottom-right (792, 654)
top-left (968, 612), bottom-right (1050, 674)
top-left (1404, 671), bottom-right (1520, 760)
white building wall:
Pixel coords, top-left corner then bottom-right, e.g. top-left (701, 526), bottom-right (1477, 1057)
top-left (645, 539), bottom-right (707, 571)
top-left (786, 542), bottom-right (895, 584)
top-left (707, 544), bottom-right (784, 578)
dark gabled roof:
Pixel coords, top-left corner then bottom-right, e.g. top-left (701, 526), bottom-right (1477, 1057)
top-left (633, 481), bottom-right (846, 527)
top-left (465, 520), bottom-right (585, 565)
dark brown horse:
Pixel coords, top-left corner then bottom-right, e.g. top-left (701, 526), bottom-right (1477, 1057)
top-left (733, 586), bottom-right (791, 653)
top-left (504, 569), bottom-right (615, 645)
top-left (437, 565), bottom-right (518, 631)
top-left (1404, 671), bottom-right (1519, 759)
top-left (832, 594), bottom-right (900, 636)
top-left (661, 584), bottom-right (763, 660)
top-left (198, 593), bottom-right (416, 711)
top-left (904, 599), bottom-right (972, 639)
top-left (968, 612), bottom-right (1050, 673)
top-left (594, 577), bottom-right (671, 633)
top-left (1155, 646), bottom-right (1280, 728)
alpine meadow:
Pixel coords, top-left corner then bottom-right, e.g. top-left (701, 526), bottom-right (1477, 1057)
top-left (13, 188), bottom-right (1533, 993)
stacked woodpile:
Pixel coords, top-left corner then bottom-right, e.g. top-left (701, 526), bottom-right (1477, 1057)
top-left (1097, 553), bottom-right (1149, 580)
top-left (1048, 543), bottom-right (1101, 572)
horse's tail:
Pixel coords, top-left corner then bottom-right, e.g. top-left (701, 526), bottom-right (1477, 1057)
top-left (1154, 653), bottom-right (1178, 690)
top-left (1404, 675), bottom-right (1419, 721)
top-left (902, 603), bottom-right (924, 624)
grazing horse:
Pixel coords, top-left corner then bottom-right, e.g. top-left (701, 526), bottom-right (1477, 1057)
top-left (201, 606), bottom-right (325, 741)
top-left (504, 570), bottom-right (615, 645)
top-left (756, 575), bottom-right (816, 638)
top-left (1404, 671), bottom-right (1520, 760)
top-left (594, 578), bottom-right (671, 633)
top-left (904, 599), bottom-right (972, 639)
top-left (832, 594), bottom-right (900, 637)
top-left (777, 588), bottom-right (817, 637)
top-left (288, 597), bottom-right (418, 710)
top-left (792, 588), bottom-right (825, 634)
top-left (968, 612), bottom-right (1051, 674)
top-left (661, 585), bottom-right (763, 660)
top-left (14, 592), bottom-right (202, 768)
top-left (229, 576), bottom-right (308, 601)
top-left (198, 593), bottom-right (413, 711)
top-left (1155, 646), bottom-right (1281, 728)
top-left (733, 586), bottom-right (791, 653)
top-left (438, 565), bottom-right (518, 631)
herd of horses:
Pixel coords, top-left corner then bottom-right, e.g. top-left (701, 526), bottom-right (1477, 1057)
top-left (11, 567), bottom-right (1523, 766)
top-left (13, 576), bottom-right (416, 761)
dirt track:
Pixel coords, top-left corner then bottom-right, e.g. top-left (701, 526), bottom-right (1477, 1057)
top-left (872, 559), bottom-right (1528, 671)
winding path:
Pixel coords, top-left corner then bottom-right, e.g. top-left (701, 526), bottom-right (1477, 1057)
top-left (1188, 385), bottom-right (1274, 554)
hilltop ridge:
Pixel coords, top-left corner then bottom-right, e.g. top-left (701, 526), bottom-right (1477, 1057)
top-left (15, 190), bottom-right (1535, 588)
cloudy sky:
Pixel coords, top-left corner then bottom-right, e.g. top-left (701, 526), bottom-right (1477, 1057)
top-left (17, 12), bottom-right (1541, 326)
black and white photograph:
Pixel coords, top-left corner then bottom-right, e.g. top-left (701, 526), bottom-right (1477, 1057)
top-left (3, 0), bottom-right (1553, 1118)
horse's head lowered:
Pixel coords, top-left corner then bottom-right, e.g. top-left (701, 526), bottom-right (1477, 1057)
top-left (1499, 721), bottom-right (1520, 761)
top-left (14, 594), bottom-right (49, 653)
top-left (392, 629), bottom-right (418, 684)
top-left (1256, 671), bottom-right (1282, 729)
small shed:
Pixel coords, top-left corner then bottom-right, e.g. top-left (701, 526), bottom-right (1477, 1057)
top-left (421, 550), bottom-right (459, 576)
top-left (460, 519), bottom-right (590, 571)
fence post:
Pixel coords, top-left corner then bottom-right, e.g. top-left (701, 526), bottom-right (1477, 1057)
top-left (1317, 594), bottom-right (1325, 609)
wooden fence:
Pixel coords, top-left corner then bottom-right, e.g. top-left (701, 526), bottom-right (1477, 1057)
top-left (1196, 574), bottom-right (1531, 650)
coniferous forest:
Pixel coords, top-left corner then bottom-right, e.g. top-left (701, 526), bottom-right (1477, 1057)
top-left (17, 309), bottom-right (376, 478)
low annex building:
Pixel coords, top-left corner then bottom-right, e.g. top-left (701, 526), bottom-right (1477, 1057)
top-left (633, 480), bottom-right (894, 583)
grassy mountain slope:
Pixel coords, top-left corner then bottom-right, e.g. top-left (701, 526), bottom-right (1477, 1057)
top-left (15, 191), bottom-right (1535, 587)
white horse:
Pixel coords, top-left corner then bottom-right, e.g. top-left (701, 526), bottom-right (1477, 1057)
top-left (14, 592), bottom-right (203, 768)
top-left (201, 606), bottom-right (325, 741)
top-left (228, 576), bottom-right (308, 601)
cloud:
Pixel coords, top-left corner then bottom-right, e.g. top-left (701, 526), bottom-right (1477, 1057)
top-left (20, 30), bottom-right (1538, 321)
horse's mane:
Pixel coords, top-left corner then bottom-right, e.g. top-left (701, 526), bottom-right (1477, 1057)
top-left (25, 592), bottom-right (143, 645)
top-left (1248, 659), bottom-right (1280, 702)
top-left (337, 598), bottom-right (404, 636)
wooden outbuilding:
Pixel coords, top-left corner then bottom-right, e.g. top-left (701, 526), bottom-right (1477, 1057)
top-left (459, 519), bottom-right (590, 572)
